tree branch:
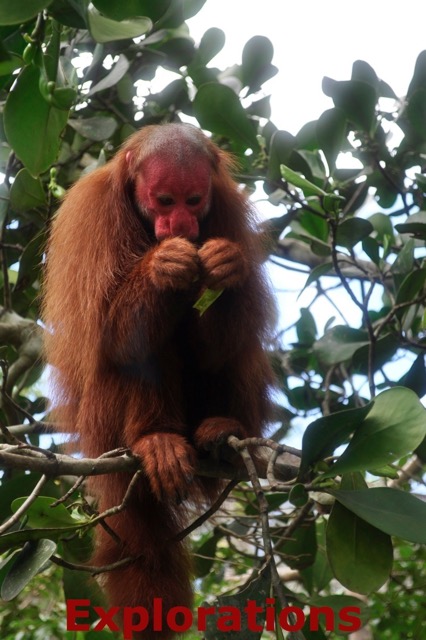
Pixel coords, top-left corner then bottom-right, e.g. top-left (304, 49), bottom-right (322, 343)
top-left (0, 440), bottom-right (300, 482)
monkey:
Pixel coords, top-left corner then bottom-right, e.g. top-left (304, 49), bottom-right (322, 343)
top-left (42, 123), bottom-right (276, 639)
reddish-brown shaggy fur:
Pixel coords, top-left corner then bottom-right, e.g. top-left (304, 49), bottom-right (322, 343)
top-left (43, 124), bottom-right (275, 639)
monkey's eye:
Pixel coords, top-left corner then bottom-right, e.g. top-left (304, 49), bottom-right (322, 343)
top-left (157, 196), bottom-right (174, 206)
top-left (186, 195), bottom-right (202, 206)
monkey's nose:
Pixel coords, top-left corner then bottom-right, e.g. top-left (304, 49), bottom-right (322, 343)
top-left (169, 213), bottom-right (199, 240)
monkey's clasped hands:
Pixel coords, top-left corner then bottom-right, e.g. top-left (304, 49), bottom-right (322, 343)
top-left (147, 236), bottom-right (248, 293)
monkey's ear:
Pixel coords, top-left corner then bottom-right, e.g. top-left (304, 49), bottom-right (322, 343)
top-left (125, 151), bottom-right (132, 164)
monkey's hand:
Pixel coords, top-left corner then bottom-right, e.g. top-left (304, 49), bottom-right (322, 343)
top-left (199, 238), bottom-right (248, 289)
top-left (148, 238), bottom-right (199, 290)
top-left (194, 417), bottom-right (248, 462)
top-left (132, 433), bottom-right (196, 502)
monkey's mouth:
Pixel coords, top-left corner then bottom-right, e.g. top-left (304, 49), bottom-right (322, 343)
top-left (155, 214), bottom-right (199, 242)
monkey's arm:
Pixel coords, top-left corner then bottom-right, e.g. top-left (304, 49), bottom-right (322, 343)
top-left (104, 237), bottom-right (199, 366)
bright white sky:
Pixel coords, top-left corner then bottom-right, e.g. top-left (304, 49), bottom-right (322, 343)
top-left (188, 0), bottom-right (426, 135)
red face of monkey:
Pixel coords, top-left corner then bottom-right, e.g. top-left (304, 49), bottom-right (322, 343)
top-left (134, 154), bottom-right (212, 241)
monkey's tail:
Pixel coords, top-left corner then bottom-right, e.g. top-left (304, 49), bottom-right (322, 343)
top-left (91, 473), bottom-right (192, 640)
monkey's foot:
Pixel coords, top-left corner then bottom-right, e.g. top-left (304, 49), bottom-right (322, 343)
top-left (194, 417), bottom-right (248, 459)
top-left (133, 432), bottom-right (196, 502)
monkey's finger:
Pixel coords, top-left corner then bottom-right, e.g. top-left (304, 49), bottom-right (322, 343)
top-left (150, 257), bottom-right (199, 289)
top-left (205, 263), bottom-right (246, 289)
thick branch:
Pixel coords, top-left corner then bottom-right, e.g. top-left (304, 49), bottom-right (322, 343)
top-left (0, 442), bottom-right (300, 482)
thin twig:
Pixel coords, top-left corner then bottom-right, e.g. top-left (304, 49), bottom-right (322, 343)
top-left (0, 474), bottom-right (48, 534)
top-left (51, 553), bottom-right (137, 576)
top-left (174, 478), bottom-right (239, 542)
top-left (88, 470), bottom-right (143, 527)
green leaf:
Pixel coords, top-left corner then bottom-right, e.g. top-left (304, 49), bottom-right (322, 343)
top-left (183, 0), bottom-right (208, 20)
top-left (352, 333), bottom-right (399, 375)
top-left (241, 35), bottom-right (277, 92)
top-left (300, 262), bottom-right (333, 296)
top-left (48, 0), bottom-right (87, 29)
top-left (50, 86), bottom-right (78, 110)
top-left (246, 95), bottom-right (271, 119)
top-left (69, 116), bottom-right (118, 141)
top-left (322, 78), bottom-right (377, 134)
top-left (362, 237), bottom-right (380, 265)
top-left (379, 80), bottom-right (398, 99)
top-left (92, 0), bottom-right (170, 21)
top-left (321, 193), bottom-right (345, 214)
top-left (193, 532), bottom-right (222, 577)
top-left (329, 487), bottom-right (426, 543)
top-left (0, 527), bottom-right (74, 554)
top-left (4, 65), bottom-right (68, 176)
top-left (407, 50), bottom-right (426, 97)
top-left (0, 474), bottom-right (58, 523)
top-left (395, 268), bottom-right (426, 309)
top-left (87, 54), bottom-right (130, 95)
top-left (313, 326), bottom-right (370, 367)
top-left (39, 54), bottom-right (78, 110)
top-left (1, 539), bottom-right (57, 600)
top-left (0, 52), bottom-right (22, 76)
top-left (277, 518), bottom-right (316, 569)
top-left (11, 496), bottom-right (82, 528)
top-left (297, 149), bottom-right (328, 183)
top-left (9, 169), bottom-right (46, 212)
top-left (395, 222), bottom-right (426, 240)
top-left (326, 498), bottom-right (392, 594)
top-left (245, 492), bottom-right (289, 516)
top-left (415, 172), bottom-right (426, 190)
top-left (400, 353), bottom-right (426, 397)
top-left (369, 465), bottom-right (399, 479)
top-left (193, 288), bottom-right (224, 315)
top-left (300, 518), bottom-right (333, 594)
top-left (373, 170), bottom-right (398, 209)
top-left (296, 308), bottom-right (317, 346)
top-left (299, 402), bottom-right (373, 477)
top-left (0, 0), bottom-right (52, 25)
top-left (351, 60), bottom-right (379, 89)
top-left (267, 130), bottom-right (296, 182)
top-left (117, 73), bottom-right (135, 104)
top-left (192, 27), bottom-right (225, 67)
top-left (193, 83), bottom-right (259, 150)
top-left (291, 209), bottom-right (329, 245)
top-left (88, 5), bottom-right (152, 43)
top-left (406, 89), bottom-right (426, 140)
top-left (391, 239), bottom-right (415, 276)
top-left (316, 108), bottom-right (347, 172)
top-left (280, 164), bottom-right (327, 197)
top-left (296, 120), bottom-right (319, 150)
top-left (289, 483), bottom-right (309, 507)
top-left (42, 14), bottom-right (61, 82)
top-left (336, 218), bottom-right (373, 249)
top-left (368, 211), bottom-right (395, 239)
top-left (327, 387), bottom-right (426, 476)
